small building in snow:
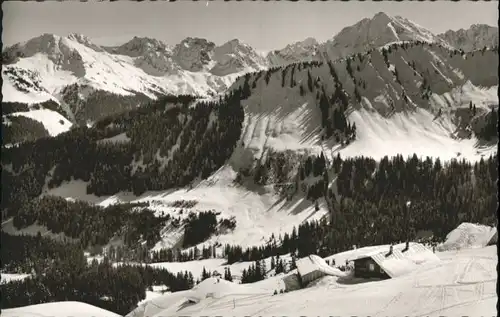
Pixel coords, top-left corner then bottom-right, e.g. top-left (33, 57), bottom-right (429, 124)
top-left (296, 256), bottom-right (326, 286)
top-left (282, 273), bottom-right (301, 292)
top-left (352, 256), bottom-right (390, 279)
top-left (351, 242), bottom-right (440, 279)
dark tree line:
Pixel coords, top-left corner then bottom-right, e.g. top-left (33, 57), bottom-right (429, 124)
top-left (10, 195), bottom-right (237, 261)
top-left (12, 196), bottom-right (167, 249)
top-left (316, 79), bottom-right (355, 142)
top-left (151, 244), bottom-right (219, 263)
top-left (3, 101), bottom-right (30, 115)
top-left (270, 254), bottom-right (290, 275)
top-left (225, 153), bottom-right (497, 262)
top-left (1, 232), bottom-right (195, 315)
top-left (223, 267), bottom-right (234, 281)
top-left (182, 211), bottom-right (218, 248)
top-left (241, 260), bottom-right (266, 284)
top-left (2, 100), bottom-right (66, 117)
top-left (2, 115), bottom-right (50, 145)
top-left (477, 108), bottom-right (498, 141)
top-left (182, 210), bottom-right (236, 248)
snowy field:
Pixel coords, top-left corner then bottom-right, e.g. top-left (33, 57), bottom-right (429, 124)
top-left (2, 301), bottom-right (121, 317)
top-left (126, 245), bottom-right (497, 317)
top-left (335, 106), bottom-right (496, 162)
top-left (3, 223), bottom-right (496, 317)
top-left (9, 109), bottom-right (73, 136)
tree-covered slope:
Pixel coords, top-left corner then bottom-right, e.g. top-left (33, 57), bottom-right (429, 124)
top-left (2, 91), bottom-right (245, 215)
top-left (229, 42), bottom-right (498, 164)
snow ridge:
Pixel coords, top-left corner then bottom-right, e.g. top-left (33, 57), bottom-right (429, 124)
top-left (1, 34), bottom-right (268, 109)
top-left (438, 24), bottom-right (499, 52)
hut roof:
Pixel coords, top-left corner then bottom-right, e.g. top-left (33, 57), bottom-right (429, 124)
top-left (352, 242), bottom-right (440, 278)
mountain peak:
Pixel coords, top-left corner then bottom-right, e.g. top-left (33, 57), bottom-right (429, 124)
top-left (372, 11), bottom-right (392, 21)
top-left (210, 38), bottom-right (267, 76)
top-left (300, 37), bottom-right (319, 47)
top-left (470, 24), bottom-right (495, 30)
top-left (266, 37), bottom-right (321, 66)
top-left (219, 38), bottom-right (246, 50)
top-left (25, 33), bottom-right (61, 46)
top-left (107, 36), bottom-right (172, 58)
top-left (321, 12), bottom-right (443, 60)
top-left (66, 33), bottom-right (104, 51)
top-left (227, 38), bottom-right (240, 44)
top-left (181, 37), bottom-right (214, 46)
top-left (67, 33), bottom-right (90, 42)
top-left (125, 36), bottom-right (169, 50)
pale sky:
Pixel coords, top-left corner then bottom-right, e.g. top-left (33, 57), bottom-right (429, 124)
top-left (2, 1), bottom-right (498, 52)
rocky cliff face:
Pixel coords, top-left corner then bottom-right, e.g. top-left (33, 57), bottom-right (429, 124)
top-left (438, 24), bottom-right (499, 52)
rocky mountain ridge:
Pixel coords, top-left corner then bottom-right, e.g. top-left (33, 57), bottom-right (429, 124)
top-left (1, 12), bottom-right (497, 134)
top-left (438, 24), bottom-right (499, 52)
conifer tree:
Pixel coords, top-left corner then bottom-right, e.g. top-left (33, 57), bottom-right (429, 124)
top-left (307, 71), bottom-right (313, 92)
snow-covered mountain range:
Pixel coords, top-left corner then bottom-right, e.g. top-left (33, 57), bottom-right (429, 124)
top-left (438, 24), bottom-right (499, 52)
top-left (266, 12), bottom-right (497, 66)
top-left (1, 33), bottom-right (266, 124)
top-left (2, 12), bottom-right (497, 128)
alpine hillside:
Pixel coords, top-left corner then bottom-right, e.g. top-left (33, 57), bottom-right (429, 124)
top-left (1, 9), bottom-right (498, 317)
top-left (231, 41), bottom-right (498, 164)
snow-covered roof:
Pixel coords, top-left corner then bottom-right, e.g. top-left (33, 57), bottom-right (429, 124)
top-left (296, 256), bottom-right (318, 276)
top-left (296, 255), bottom-right (350, 278)
top-left (437, 223), bottom-right (497, 251)
top-left (352, 242), bottom-right (440, 278)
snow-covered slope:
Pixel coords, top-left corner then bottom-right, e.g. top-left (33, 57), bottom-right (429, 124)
top-left (231, 41), bottom-right (498, 163)
top-left (2, 33), bottom-right (267, 124)
top-left (126, 245), bottom-right (497, 317)
top-left (43, 165), bottom-right (329, 250)
top-left (2, 33), bottom-right (266, 98)
top-left (437, 222), bottom-right (497, 251)
top-left (9, 109), bottom-right (73, 136)
top-left (439, 24), bottom-right (499, 52)
top-left (2, 301), bottom-right (121, 317)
